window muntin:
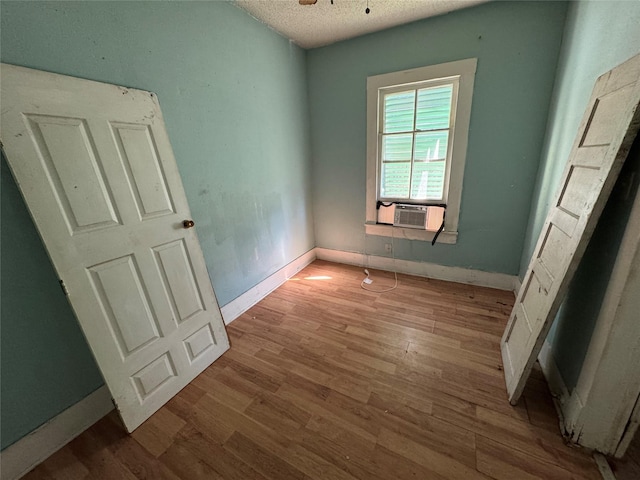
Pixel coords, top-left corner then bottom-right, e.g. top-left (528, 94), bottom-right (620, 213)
top-left (378, 79), bottom-right (458, 202)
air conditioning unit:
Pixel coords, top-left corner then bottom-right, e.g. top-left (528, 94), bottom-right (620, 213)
top-left (394, 204), bottom-right (428, 229)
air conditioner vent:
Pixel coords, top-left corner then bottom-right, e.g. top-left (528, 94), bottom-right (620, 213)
top-left (394, 204), bottom-right (428, 229)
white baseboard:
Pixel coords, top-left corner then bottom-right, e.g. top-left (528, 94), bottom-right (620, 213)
top-left (0, 385), bottom-right (113, 480)
top-left (514, 276), bottom-right (523, 296)
top-left (538, 340), bottom-right (572, 438)
top-left (220, 249), bottom-right (317, 325)
top-left (314, 247), bottom-right (519, 292)
top-left (538, 339), bottom-right (570, 402)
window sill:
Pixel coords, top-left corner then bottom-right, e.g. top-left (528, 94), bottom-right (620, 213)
top-left (364, 222), bottom-right (458, 244)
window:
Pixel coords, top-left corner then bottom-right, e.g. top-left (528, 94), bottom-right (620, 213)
top-left (366, 58), bottom-right (477, 243)
top-left (381, 83), bottom-right (453, 201)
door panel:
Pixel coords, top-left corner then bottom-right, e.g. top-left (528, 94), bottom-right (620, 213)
top-left (580, 86), bottom-right (634, 147)
top-left (152, 238), bottom-right (205, 323)
top-left (26, 114), bottom-right (122, 232)
top-left (184, 324), bottom-right (218, 364)
top-left (132, 353), bottom-right (177, 401)
top-left (111, 122), bottom-right (176, 220)
top-left (1, 64), bottom-right (229, 431)
top-left (88, 255), bottom-right (162, 357)
top-left (558, 166), bottom-right (600, 213)
top-left (501, 53), bottom-right (640, 404)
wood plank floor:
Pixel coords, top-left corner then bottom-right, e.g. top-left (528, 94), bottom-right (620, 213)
top-left (24, 260), bottom-right (600, 480)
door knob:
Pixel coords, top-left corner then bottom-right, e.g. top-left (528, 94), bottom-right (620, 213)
top-left (183, 220), bottom-right (195, 229)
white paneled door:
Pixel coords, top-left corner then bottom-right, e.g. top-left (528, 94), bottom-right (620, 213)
top-left (501, 53), bottom-right (640, 404)
top-left (1, 64), bottom-right (229, 431)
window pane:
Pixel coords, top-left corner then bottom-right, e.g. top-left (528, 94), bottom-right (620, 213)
top-left (381, 162), bottom-right (410, 198)
top-left (411, 160), bottom-right (445, 200)
top-left (383, 90), bottom-right (415, 133)
top-left (382, 134), bottom-right (413, 162)
top-left (413, 131), bottom-right (449, 162)
top-left (416, 85), bottom-right (452, 131)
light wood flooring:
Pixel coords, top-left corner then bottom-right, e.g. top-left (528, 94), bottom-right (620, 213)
top-left (24, 260), bottom-right (600, 479)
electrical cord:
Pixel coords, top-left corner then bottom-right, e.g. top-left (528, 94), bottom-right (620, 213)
top-left (360, 268), bottom-right (398, 293)
top-left (361, 223), bottom-right (398, 293)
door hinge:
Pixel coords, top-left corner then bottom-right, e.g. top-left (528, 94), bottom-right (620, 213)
top-left (59, 279), bottom-right (69, 296)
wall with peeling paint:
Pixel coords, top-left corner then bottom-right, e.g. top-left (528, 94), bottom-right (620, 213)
top-left (307, 1), bottom-right (567, 274)
top-left (0, 1), bottom-right (313, 449)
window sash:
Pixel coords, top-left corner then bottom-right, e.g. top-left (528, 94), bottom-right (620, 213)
top-left (377, 77), bottom-right (459, 203)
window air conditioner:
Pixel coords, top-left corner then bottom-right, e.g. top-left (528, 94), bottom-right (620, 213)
top-left (394, 204), bottom-right (428, 229)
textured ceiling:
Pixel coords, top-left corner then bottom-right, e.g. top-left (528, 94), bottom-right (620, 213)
top-left (234, 0), bottom-right (488, 49)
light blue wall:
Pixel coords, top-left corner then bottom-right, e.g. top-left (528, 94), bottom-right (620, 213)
top-left (5, 0), bottom-right (630, 454)
top-left (307, 1), bottom-right (567, 274)
top-left (0, 1), bottom-right (313, 449)
top-left (519, 1), bottom-right (640, 390)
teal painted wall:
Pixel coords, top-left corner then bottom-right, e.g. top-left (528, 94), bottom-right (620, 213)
top-left (307, 1), bottom-right (567, 274)
top-left (0, 1), bottom-right (313, 449)
top-left (519, 1), bottom-right (640, 390)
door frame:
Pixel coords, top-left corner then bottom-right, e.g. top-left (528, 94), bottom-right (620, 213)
top-left (562, 163), bottom-right (640, 456)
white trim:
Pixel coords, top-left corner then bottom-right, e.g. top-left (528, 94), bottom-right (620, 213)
top-left (513, 276), bottom-right (523, 296)
top-left (537, 340), bottom-right (572, 440)
top-left (314, 247), bottom-right (518, 291)
top-left (538, 339), bottom-right (570, 403)
top-left (366, 58), bottom-right (477, 244)
top-left (615, 395), bottom-right (640, 458)
top-left (561, 175), bottom-right (640, 454)
top-left (220, 249), bottom-right (316, 325)
top-left (0, 386), bottom-right (113, 480)
top-left (364, 222), bottom-right (457, 244)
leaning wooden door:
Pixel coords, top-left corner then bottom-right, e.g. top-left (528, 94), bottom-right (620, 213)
top-left (0, 64), bottom-right (229, 431)
top-left (501, 53), bottom-right (640, 404)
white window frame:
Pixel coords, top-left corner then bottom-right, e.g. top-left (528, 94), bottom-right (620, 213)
top-left (365, 58), bottom-right (477, 244)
